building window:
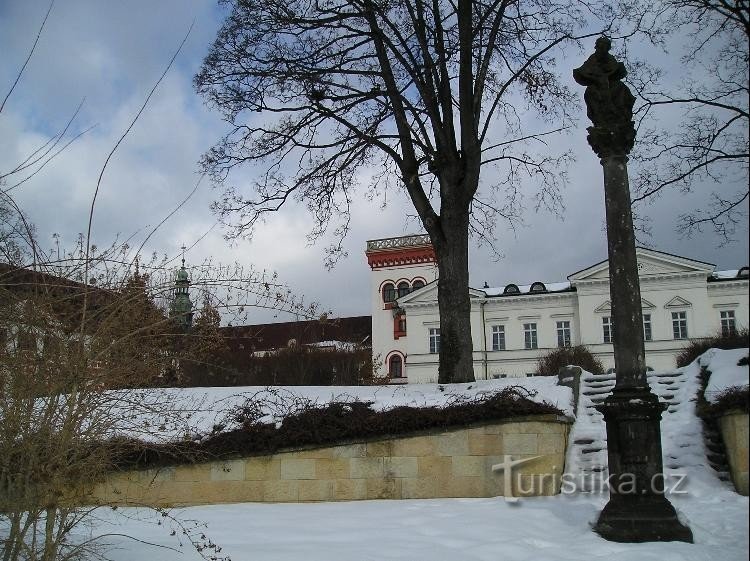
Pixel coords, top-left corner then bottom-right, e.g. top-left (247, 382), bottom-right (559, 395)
top-left (720, 310), bottom-right (736, 336)
top-left (397, 281), bottom-right (410, 298)
top-left (602, 316), bottom-right (613, 344)
top-left (672, 311), bottom-right (688, 340)
top-left (556, 321), bottom-right (571, 347)
top-left (523, 323), bottom-right (538, 349)
top-left (412, 279), bottom-right (425, 290)
top-left (429, 328), bottom-right (441, 354)
top-left (394, 314), bottom-right (407, 338)
top-left (643, 314), bottom-right (652, 342)
top-left (503, 284), bottom-right (520, 295)
top-left (389, 355), bottom-right (403, 378)
top-left (491, 325), bottom-right (505, 351)
top-left (382, 283), bottom-right (396, 303)
top-left (530, 282), bottom-right (546, 293)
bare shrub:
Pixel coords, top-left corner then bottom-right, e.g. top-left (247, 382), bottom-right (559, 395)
top-left (675, 328), bottom-right (750, 368)
top-left (112, 386), bottom-right (563, 470)
top-left (535, 345), bottom-right (605, 376)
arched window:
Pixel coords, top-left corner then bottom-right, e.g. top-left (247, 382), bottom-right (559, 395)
top-left (503, 284), bottom-right (520, 295)
top-left (382, 283), bottom-right (396, 302)
top-left (389, 354), bottom-right (403, 378)
top-left (397, 281), bottom-right (410, 298)
top-left (412, 279), bottom-right (425, 290)
top-left (530, 282), bottom-right (547, 293)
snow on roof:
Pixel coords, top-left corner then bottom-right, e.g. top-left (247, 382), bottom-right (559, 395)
top-left (307, 340), bottom-right (358, 351)
top-left (712, 269), bottom-right (740, 280)
top-left (481, 281), bottom-right (572, 297)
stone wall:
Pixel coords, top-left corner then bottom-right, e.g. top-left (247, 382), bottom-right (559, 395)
top-left (719, 411), bottom-right (749, 495)
top-left (90, 415), bottom-right (571, 506)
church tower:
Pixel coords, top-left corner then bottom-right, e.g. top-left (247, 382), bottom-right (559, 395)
top-left (169, 257), bottom-right (193, 329)
top-left (366, 234), bottom-right (437, 381)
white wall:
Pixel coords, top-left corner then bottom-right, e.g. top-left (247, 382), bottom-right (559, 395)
top-left (372, 247), bottom-right (749, 382)
top-left (371, 262), bottom-right (437, 377)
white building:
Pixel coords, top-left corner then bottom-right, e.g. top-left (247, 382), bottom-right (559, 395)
top-left (366, 234), bottom-right (749, 383)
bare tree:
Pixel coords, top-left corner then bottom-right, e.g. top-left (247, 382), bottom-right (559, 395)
top-left (625, 0), bottom-right (749, 242)
top-left (196, 0), bottom-right (605, 383)
top-left (0, 7), bottom-right (318, 559)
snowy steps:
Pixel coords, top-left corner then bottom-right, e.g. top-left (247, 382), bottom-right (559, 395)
top-left (564, 364), bottom-right (724, 491)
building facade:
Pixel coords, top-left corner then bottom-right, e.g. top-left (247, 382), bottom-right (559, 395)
top-left (367, 235), bottom-right (749, 383)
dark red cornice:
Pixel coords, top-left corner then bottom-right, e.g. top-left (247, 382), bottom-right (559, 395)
top-left (366, 246), bottom-right (436, 269)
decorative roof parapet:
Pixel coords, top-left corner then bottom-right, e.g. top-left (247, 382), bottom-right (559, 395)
top-left (365, 234), bottom-right (435, 270)
top-left (366, 234), bottom-right (431, 252)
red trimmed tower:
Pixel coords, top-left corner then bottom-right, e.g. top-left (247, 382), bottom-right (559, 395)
top-left (366, 234), bottom-right (437, 383)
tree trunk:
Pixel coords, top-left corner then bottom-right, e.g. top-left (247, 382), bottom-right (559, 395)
top-left (432, 209), bottom-right (475, 384)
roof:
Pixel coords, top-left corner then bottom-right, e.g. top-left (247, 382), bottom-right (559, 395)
top-left (567, 247), bottom-right (715, 281)
top-left (220, 315), bottom-right (372, 353)
top-left (481, 281), bottom-right (574, 297)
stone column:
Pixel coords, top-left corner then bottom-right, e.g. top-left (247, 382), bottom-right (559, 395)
top-left (573, 37), bottom-right (692, 543)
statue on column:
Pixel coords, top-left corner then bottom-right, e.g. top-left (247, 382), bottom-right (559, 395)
top-left (573, 37), bottom-right (636, 157)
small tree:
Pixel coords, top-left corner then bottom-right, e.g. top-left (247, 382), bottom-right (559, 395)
top-left (196, 0), bottom-right (606, 383)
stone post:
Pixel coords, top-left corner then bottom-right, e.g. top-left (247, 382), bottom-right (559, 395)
top-left (573, 37), bottom-right (692, 543)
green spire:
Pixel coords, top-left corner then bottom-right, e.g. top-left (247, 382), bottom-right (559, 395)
top-left (169, 252), bottom-right (193, 329)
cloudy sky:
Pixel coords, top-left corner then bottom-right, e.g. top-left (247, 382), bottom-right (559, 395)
top-left (1, 0), bottom-right (747, 323)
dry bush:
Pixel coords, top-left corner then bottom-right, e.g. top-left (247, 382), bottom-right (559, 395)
top-left (535, 345), bottom-right (605, 376)
top-left (675, 328), bottom-right (750, 368)
top-left (183, 343), bottom-right (374, 387)
top-left (112, 386), bottom-right (563, 470)
top-left (699, 386), bottom-right (750, 418)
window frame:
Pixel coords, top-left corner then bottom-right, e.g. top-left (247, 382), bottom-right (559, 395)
top-left (643, 313), bottom-right (652, 342)
top-left (388, 354), bottom-right (403, 378)
top-left (556, 320), bottom-right (571, 348)
top-left (602, 316), bottom-right (613, 344)
top-left (382, 283), bottom-right (396, 303)
top-left (671, 311), bottom-right (688, 340)
top-left (397, 281), bottom-right (411, 298)
top-left (523, 323), bottom-right (538, 350)
top-left (720, 310), bottom-right (736, 336)
top-left (428, 328), bottom-right (441, 354)
top-left (491, 325), bottom-right (506, 351)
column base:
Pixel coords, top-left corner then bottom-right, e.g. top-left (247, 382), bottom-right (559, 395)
top-left (594, 494), bottom-right (693, 543)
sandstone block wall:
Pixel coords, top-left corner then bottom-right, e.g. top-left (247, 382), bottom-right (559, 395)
top-left (90, 415), bottom-right (571, 506)
top-left (719, 412), bottom-right (749, 495)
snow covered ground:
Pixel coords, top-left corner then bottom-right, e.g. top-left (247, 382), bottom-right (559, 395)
top-left (77, 491), bottom-right (748, 561)
top-left (77, 349), bottom-right (748, 560)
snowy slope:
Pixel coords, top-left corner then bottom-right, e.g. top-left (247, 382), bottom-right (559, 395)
top-left (702, 348), bottom-right (749, 403)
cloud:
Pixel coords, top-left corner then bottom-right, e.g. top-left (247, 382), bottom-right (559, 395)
top-left (1, 1), bottom-right (747, 325)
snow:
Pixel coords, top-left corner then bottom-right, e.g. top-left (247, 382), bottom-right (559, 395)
top-left (111, 377), bottom-right (573, 442)
top-left (700, 348), bottom-right (749, 403)
top-left (75, 492), bottom-right (748, 561)
top-left (72, 349), bottom-right (749, 560)
top-left (306, 340), bottom-right (358, 351)
top-left (712, 270), bottom-right (740, 280)
top-left (482, 281), bottom-right (571, 297)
